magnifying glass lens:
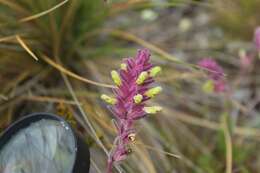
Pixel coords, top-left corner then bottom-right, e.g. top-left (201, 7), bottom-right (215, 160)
top-left (0, 119), bottom-right (76, 173)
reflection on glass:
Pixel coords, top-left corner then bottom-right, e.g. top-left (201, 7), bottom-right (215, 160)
top-left (0, 119), bottom-right (76, 173)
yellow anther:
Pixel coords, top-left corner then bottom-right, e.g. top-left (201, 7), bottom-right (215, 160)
top-left (100, 94), bottom-right (117, 105)
top-left (136, 71), bottom-right (148, 85)
top-left (128, 133), bottom-right (136, 142)
top-left (111, 70), bottom-right (121, 86)
top-left (120, 63), bottom-right (127, 71)
top-left (143, 106), bottom-right (162, 114)
top-left (133, 94), bottom-right (143, 104)
top-left (144, 86), bottom-right (162, 98)
top-left (149, 66), bottom-right (161, 77)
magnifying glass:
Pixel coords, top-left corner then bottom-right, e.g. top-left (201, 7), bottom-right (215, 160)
top-left (0, 113), bottom-right (90, 173)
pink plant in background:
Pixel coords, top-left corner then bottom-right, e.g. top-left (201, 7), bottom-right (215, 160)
top-left (198, 58), bottom-right (226, 93)
top-left (254, 27), bottom-right (260, 52)
top-left (237, 27), bottom-right (260, 71)
top-left (101, 49), bottom-right (162, 173)
top-left (238, 26), bottom-right (260, 71)
top-left (239, 49), bottom-right (254, 70)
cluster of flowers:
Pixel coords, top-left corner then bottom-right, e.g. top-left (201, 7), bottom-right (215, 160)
top-left (198, 58), bottom-right (226, 93)
top-left (254, 27), bottom-right (260, 52)
top-left (239, 27), bottom-right (260, 70)
top-left (198, 27), bottom-right (260, 93)
top-left (101, 49), bottom-right (162, 173)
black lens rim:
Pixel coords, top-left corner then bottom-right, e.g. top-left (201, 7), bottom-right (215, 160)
top-left (0, 112), bottom-right (90, 173)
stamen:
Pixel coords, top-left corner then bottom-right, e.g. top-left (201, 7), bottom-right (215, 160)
top-left (149, 66), bottom-right (161, 77)
top-left (101, 94), bottom-right (117, 105)
top-left (120, 63), bottom-right (127, 71)
top-left (136, 71), bottom-right (148, 85)
top-left (111, 70), bottom-right (122, 86)
top-left (144, 86), bottom-right (162, 98)
top-left (143, 106), bottom-right (162, 114)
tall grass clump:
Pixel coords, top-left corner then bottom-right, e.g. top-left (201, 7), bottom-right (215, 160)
top-left (0, 0), bottom-right (107, 117)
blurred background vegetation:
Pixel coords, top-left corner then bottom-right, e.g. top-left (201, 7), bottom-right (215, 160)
top-left (1, 0), bottom-right (260, 172)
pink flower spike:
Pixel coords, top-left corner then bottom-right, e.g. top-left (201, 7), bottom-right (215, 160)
top-left (101, 49), bottom-right (162, 173)
top-left (198, 58), bottom-right (227, 93)
top-left (198, 58), bottom-right (224, 80)
top-left (254, 27), bottom-right (260, 51)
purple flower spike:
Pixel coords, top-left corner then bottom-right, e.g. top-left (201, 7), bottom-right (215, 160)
top-left (198, 58), bottom-right (224, 80)
top-left (254, 27), bottom-right (260, 51)
top-left (101, 49), bottom-right (162, 173)
top-left (198, 58), bottom-right (226, 93)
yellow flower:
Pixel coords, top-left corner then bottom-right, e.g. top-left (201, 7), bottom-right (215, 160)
top-left (120, 63), bottom-right (127, 71)
top-left (100, 94), bottom-right (117, 105)
top-left (149, 66), bottom-right (161, 77)
top-left (136, 71), bottom-right (148, 85)
top-left (143, 106), bottom-right (162, 114)
top-left (144, 86), bottom-right (162, 98)
top-left (111, 70), bottom-right (121, 86)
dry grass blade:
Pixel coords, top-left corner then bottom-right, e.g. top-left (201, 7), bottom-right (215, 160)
top-left (23, 95), bottom-right (79, 105)
top-left (166, 109), bottom-right (260, 139)
top-left (19, 0), bottom-right (69, 23)
top-left (0, 94), bottom-right (8, 101)
top-left (222, 115), bottom-right (232, 173)
top-left (90, 158), bottom-right (102, 173)
top-left (136, 142), bottom-right (181, 159)
top-left (60, 65), bottom-right (110, 155)
top-left (106, 29), bottom-right (181, 63)
top-left (0, 35), bottom-right (17, 43)
top-left (133, 144), bottom-right (157, 173)
top-left (15, 35), bottom-right (39, 61)
top-left (41, 55), bottom-right (115, 88)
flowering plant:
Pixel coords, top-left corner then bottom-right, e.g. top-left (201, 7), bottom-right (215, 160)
top-left (198, 58), bottom-right (226, 93)
top-left (101, 49), bottom-right (162, 173)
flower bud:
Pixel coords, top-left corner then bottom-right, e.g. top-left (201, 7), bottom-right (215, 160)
top-left (136, 71), bottom-right (148, 85)
top-left (144, 86), bottom-right (162, 98)
top-left (120, 63), bottom-right (127, 71)
top-left (101, 94), bottom-right (117, 105)
top-left (149, 66), bottom-right (161, 77)
top-left (143, 106), bottom-right (162, 114)
top-left (111, 70), bottom-right (121, 86)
